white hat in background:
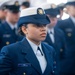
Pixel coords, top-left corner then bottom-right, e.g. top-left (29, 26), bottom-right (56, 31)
top-left (40, 3), bottom-right (60, 17)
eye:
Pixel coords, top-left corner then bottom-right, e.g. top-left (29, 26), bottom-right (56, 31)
top-left (31, 23), bottom-right (46, 28)
top-left (35, 24), bottom-right (46, 27)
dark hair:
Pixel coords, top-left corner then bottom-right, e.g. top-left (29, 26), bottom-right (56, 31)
top-left (21, 1), bottom-right (30, 8)
top-left (18, 23), bottom-right (47, 35)
top-left (18, 24), bottom-right (28, 36)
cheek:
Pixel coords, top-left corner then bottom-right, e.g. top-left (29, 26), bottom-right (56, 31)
top-left (27, 29), bottom-right (36, 35)
top-left (51, 21), bottom-right (55, 25)
top-left (0, 11), bottom-right (3, 15)
top-left (55, 20), bottom-right (57, 24)
top-left (11, 14), bottom-right (19, 19)
top-left (31, 30), bottom-right (39, 35)
top-left (73, 9), bottom-right (75, 13)
top-left (70, 8), bottom-right (75, 13)
top-left (53, 20), bottom-right (57, 24)
top-left (12, 15), bottom-right (17, 19)
top-left (71, 9), bottom-right (75, 12)
top-left (9, 14), bottom-right (14, 19)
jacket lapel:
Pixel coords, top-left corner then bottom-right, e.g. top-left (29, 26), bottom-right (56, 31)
top-left (20, 38), bottom-right (42, 75)
top-left (45, 33), bottom-right (54, 46)
top-left (3, 21), bottom-right (17, 40)
top-left (69, 18), bottom-right (75, 27)
top-left (41, 43), bottom-right (53, 75)
top-left (54, 28), bottom-right (59, 45)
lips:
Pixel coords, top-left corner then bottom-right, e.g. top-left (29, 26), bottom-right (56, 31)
top-left (40, 33), bottom-right (47, 36)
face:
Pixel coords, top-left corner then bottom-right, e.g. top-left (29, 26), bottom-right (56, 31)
top-left (6, 10), bottom-right (19, 24)
top-left (67, 5), bottom-right (75, 17)
top-left (22, 24), bottom-right (47, 45)
top-left (47, 15), bottom-right (57, 28)
top-left (0, 10), bottom-right (6, 20)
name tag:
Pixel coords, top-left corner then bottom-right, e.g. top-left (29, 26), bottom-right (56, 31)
top-left (18, 63), bottom-right (31, 67)
top-left (3, 34), bottom-right (11, 38)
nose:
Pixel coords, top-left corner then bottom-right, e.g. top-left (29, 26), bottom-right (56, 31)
top-left (40, 26), bottom-right (47, 31)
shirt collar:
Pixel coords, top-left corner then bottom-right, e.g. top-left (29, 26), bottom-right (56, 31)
top-left (70, 16), bottom-right (75, 24)
top-left (47, 28), bottom-right (54, 34)
top-left (6, 21), bottom-right (17, 30)
top-left (26, 38), bottom-right (42, 54)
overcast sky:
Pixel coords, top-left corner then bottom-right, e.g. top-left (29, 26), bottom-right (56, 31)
top-left (47, 0), bottom-right (67, 5)
top-left (30, 0), bottom-right (67, 7)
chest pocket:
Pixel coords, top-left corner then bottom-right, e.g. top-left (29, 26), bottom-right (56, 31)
top-left (65, 28), bottom-right (73, 38)
top-left (17, 63), bottom-right (32, 75)
top-left (2, 33), bottom-right (13, 45)
top-left (65, 28), bottom-right (75, 43)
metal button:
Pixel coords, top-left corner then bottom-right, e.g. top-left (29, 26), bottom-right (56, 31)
top-left (54, 61), bottom-right (56, 64)
top-left (67, 33), bottom-right (71, 37)
top-left (60, 49), bottom-right (63, 52)
top-left (23, 72), bottom-right (26, 75)
top-left (6, 41), bottom-right (10, 45)
top-left (53, 70), bottom-right (55, 73)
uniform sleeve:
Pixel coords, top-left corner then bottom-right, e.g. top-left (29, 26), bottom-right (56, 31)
top-left (60, 30), bottom-right (68, 60)
top-left (51, 47), bottom-right (57, 75)
top-left (0, 27), bottom-right (3, 50)
top-left (0, 46), bottom-right (13, 75)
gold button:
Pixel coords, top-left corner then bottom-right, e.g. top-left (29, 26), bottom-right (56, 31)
top-left (53, 71), bottom-right (55, 73)
top-left (23, 72), bottom-right (26, 75)
top-left (60, 49), bottom-right (63, 52)
top-left (6, 41), bottom-right (10, 45)
top-left (67, 33), bottom-right (71, 37)
top-left (54, 61), bottom-right (56, 64)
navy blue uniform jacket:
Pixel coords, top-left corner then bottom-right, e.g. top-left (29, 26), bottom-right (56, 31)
top-left (0, 38), bottom-right (55, 75)
top-left (44, 27), bottom-right (66, 60)
top-left (44, 27), bottom-right (67, 75)
top-left (0, 21), bottom-right (23, 50)
top-left (56, 18), bottom-right (75, 74)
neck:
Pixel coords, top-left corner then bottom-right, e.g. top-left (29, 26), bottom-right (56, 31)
top-left (27, 37), bottom-right (41, 45)
top-left (6, 18), bottom-right (16, 25)
top-left (71, 16), bottom-right (75, 18)
top-left (48, 26), bottom-right (54, 29)
top-left (32, 41), bottom-right (41, 45)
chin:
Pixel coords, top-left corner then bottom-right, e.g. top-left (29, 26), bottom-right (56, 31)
top-left (40, 37), bottom-right (46, 41)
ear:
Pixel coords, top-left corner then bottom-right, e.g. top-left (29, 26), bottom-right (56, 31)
top-left (4, 9), bottom-right (10, 16)
top-left (21, 26), bottom-right (28, 35)
top-left (66, 5), bottom-right (70, 11)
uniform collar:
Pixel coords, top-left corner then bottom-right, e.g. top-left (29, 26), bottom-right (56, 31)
top-left (6, 20), bottom-right (17, 30)
top-left (70, 16), bottom-right (75, 24)
top-left (47, 28), bottom-right (54, 34)
top-left (26, 38), bottom-right (42, 54)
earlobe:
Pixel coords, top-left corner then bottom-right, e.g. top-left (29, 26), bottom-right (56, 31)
top-left (21, 26), bottom-right (27, 34)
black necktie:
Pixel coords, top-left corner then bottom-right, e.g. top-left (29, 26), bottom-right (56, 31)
top-left (50, 31), bottom-right (54, 43)
top-left (13, 28), bottom-right (16, 33)
top-left (37, 47), bottom-right (43, 56)
top-left (50, 31), bottom-right (53, 34)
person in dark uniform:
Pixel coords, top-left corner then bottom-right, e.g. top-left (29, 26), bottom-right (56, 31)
top-left (0, 0), bottom-right (24, 50)
top-left (0, 1), bottom-right (6, 24)
top-left (40, 3), bottom-right (67, 75)
top-left (56, 0), bottom-right (75, 75)
top-left (20, 1), bottom-right (30, 10)
top-left (0, 7), bottom-right (56, 75)
top-left (56, 3), bottom-right (65, 20)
